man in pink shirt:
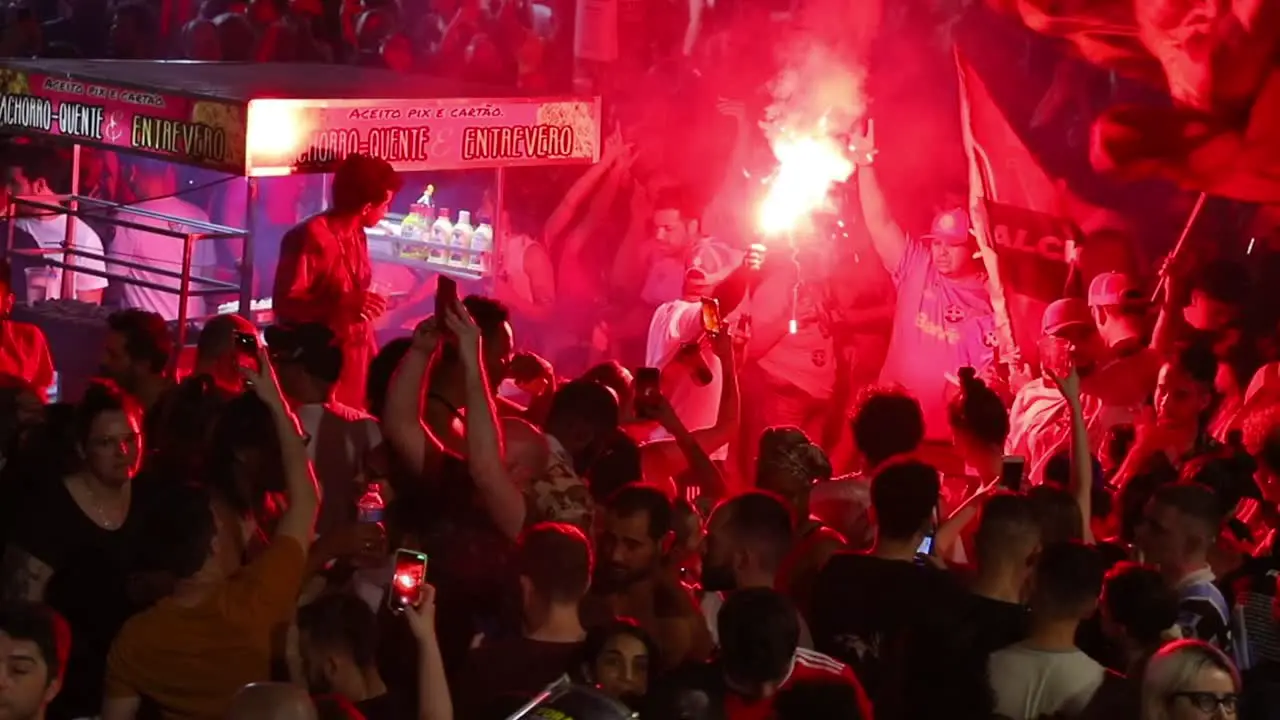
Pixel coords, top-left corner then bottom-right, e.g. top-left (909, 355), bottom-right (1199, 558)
top-left (851, 124), bottom-right (995, 438)
top-left (855, 153), bottom-right (994, 438)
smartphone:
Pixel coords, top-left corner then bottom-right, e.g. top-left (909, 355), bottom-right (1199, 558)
top-left (633, 366), bottom-right (660, 419)
top-left (916, 532), bottom-right (935, 557)
top-left (388, 548), bottom-right (428, 613)
top-left (700, 297), bottom-right (722, 336)
top-left (234, 331), bottom-right (258, 354)
top-left (634, 367), bottom-right (660, 397)
top-left (1000, 455), bottom-right (1026, 492)
top-left (915, 505), bottom-right (938, 560)
top-left (234, 331), bottom-right (260, 384)
top-left (435, 275), bottom-right (458, 320)
top-left (435, 275), bottom-right (458, 340)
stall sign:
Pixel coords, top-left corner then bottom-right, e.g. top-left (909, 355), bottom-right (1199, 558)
top-left (246, 97), bottom-right (601, 175)
top-left (0, 69), bottom-right (246, 172)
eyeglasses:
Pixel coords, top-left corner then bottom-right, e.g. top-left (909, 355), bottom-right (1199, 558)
top-left (1169, 691), bottom-right (1239, 714)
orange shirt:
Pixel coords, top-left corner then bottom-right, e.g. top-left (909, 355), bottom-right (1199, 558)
top-left (104, 537), bottom-right (306, 720)
top-left (0, 319), bottom-right (54, 393)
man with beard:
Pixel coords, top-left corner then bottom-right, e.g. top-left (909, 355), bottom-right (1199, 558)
top-left (99, 309), bottom-right (173, 425)
top-left (584, 484), bottom-right (711, 671)
top-left (700, 492), bottom-right (813, 648)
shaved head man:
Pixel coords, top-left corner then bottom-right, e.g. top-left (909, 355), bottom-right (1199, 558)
top-left (227, 683), bottom-right (317, 720)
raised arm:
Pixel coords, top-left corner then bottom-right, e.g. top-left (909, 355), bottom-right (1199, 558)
top-left (241, 347), bottom-right (320, 547)
top-left (1151, 253), bottom-right (1190, 356)
top-left (405, 584), bottom-right (454, 720)
top-left (544, 127), bottom-right (624, 249)
top-left (1058, 370), bottom-right (1095, 544)
top-left (444, 302), bottom-right (527, 540)
top-left (560, 149), bottom-right (629, 262)
top-left (609, 181), bottom-right (653, 296)
top-left (851, 121), bottom-right (908, 272)
top-left (640, 330), bottom-right (738, 496)
top-left (384, 320), bottom-right (447, 477)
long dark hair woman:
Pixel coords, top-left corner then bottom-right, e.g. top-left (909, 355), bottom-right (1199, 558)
top-left (0, 380), bottom-right (153, 718)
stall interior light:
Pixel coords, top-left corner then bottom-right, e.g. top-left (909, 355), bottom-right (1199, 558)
top-left (247, 99), bottom-right (313, 166)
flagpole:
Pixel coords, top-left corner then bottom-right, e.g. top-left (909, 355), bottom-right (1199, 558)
top-left (954, 45), bottom-right (1019, 363)
top-left (1150, 191), bottom-right (1209, 303)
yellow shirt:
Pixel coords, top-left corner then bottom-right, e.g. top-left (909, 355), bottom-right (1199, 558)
top-left (104, 537), bottom-right (306, 719)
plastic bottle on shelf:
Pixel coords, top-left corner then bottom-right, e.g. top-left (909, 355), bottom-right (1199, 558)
top-left (402, 185), bottom-right (432, 239)
top-left (429, 208), bottom-right (452, 265)
top-left (470, 216), bottom-right (493, 274)
top-left (414, 206), bottom-right (436, 260)
top-left (449, 210), bottom-right (474, 268)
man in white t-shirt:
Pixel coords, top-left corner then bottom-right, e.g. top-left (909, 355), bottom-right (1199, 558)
top-left (109, 158), bottom-right (215, 320)
top-left (988, 542), bottom-right (1110, 718)
top-left (266, 322), bottom-right (382, 537)
top-left (4, 147), bottom-right (109, 304)
top-left (644, 239), bottom-right (754, 453)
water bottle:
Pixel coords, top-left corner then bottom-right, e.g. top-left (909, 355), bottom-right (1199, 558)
top-left (356, 482), bottom-right (385, 524)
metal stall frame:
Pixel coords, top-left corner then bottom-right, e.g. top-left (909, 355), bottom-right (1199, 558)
top-left (7, 188), bottom-right (249, 353)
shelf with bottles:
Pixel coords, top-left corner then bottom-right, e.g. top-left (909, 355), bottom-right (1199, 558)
top-left (371, 184), bottom-right (495, 278)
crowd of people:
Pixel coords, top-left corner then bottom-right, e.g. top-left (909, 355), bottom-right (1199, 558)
top-left (2, 1), bottom-right (1280, 720)
top-left (0, 138), bottom-right (1279, 720)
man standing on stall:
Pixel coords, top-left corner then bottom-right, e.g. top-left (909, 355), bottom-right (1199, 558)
top-left (273, 153), bottom-right (401, 409)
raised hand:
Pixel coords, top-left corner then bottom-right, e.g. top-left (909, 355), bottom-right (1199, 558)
top-left (1044, 364), bottom-right (1082, 407)
top-left (847, 118), bottom-right (877, 168)
top-left (411, 315), bottom-right (440, 354)
top-left (442, 300), bottom-right (482, 366)
top-left (240, 345), bottom-right (287, 411)
top-left (404, 582), bottom-right (438, 642)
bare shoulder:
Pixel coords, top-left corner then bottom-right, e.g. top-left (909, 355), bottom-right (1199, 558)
top-left (0, 544), bottom-right (53, 602)
top-left (653, 578), bottom-right (700, 620)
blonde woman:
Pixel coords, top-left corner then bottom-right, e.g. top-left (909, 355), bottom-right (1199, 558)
top-left (1141, 639), bottom-right (1240, 720)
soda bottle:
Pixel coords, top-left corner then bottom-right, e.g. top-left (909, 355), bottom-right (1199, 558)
top-left (356, 481), bottom-right (385, 524)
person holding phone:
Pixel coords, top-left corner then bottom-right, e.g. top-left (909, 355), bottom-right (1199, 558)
top-left (273, 153), bottom-right (401, 410)
top-left (644, 240), bottom-right (760, 460)
top-left (1006, 297), bottom-right (1137, 485)
top-left (101, 345), bottom-right (320, 720)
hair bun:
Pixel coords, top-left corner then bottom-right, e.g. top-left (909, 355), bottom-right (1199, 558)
top-left (958, 366), bottom-right (980, 387)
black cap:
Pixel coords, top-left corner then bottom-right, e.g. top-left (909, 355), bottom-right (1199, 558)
top-left (264, 322), bottom-right (342, 384)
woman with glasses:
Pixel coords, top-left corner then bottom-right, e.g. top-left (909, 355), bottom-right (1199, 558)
top-left (1142, 639), bottom-right (1241, 719)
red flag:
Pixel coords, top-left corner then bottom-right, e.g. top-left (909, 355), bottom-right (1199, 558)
top-left (956, 47), bottom-right (1078, 368)
top-left (991, 0), bottom-right (1280, 202)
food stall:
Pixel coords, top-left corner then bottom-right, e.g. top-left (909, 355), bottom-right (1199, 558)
top-left (0, 59), bottom-right (600, 400)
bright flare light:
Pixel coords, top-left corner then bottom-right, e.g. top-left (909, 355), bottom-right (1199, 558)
top-left (756, 129), bottom-right (855, 236)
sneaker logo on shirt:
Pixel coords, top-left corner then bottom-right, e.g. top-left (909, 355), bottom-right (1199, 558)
top-left (812, 349), bottom-right (827, 367)
top-left (983, 331), bottom-right (998, 348)
top-left (944, 305), bottom-right (966, 323)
